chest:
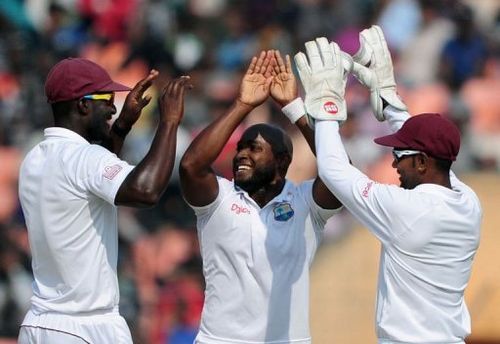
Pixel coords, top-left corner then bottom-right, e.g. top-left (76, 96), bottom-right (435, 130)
top-left (204, 195), bottom-right (311, 260)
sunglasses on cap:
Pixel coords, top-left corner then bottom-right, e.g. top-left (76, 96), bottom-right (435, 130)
top-left (81, 93), bottom-right (114, 104)
top-left (392, 149), bottom-right (426, 163)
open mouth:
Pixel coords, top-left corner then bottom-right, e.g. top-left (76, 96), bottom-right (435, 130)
top-left (237, 165), bottom-right (251, 171)
top-left (234, 164), bottom-right (253, 177)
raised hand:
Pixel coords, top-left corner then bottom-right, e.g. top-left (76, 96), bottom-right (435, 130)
top-left (294, 38), bottom-right (352, 124)
top-left (269, 50), bottom-right (298, 107)
top-left (238, 51), bottom-right (273, 107)
top-left (158, 76), bottom-right (193, 125)
top-left (351, 25), bottom-right (407, 121)
top-left (119, 69), bottom-right (159, 128)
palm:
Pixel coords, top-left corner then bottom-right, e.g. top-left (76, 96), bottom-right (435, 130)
top-left (271, 72), bottom-right (297, 105)
top-left (269, 51), bottom-right (298, 107)
top-left (123, 91), bottom-right (142, 118)
top-left (238, 51), bottom-right (272, 107)
top-left (240, 73), bottom-right (270, 106)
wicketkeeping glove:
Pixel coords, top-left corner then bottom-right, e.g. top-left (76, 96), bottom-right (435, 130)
top-left (352, 25), bottom-right (407, 121)
top-left (294, 37), bottom-right (352, 127)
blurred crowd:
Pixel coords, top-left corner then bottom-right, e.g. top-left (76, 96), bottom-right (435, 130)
top-left (0, 0), bottom-right (498, 343)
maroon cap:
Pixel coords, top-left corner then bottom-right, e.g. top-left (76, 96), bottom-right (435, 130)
top-left (45, 58), bottom-right (131, 103)
top-left (374, 113), bottom-right (460, 161)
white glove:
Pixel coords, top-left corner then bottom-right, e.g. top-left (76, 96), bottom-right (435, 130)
top-left (352, 25), bottom-right (407, 121)
top-left (294, 37), bottom-right (352, 127)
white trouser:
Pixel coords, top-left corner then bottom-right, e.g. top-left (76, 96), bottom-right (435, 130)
top-left (18, 308), bottom-right (133, 344)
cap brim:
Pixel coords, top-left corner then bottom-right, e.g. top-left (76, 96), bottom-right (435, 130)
top-left (373, 133), bottom-right (408, 148)
top-left (100, 81), bottom-right (131, 93)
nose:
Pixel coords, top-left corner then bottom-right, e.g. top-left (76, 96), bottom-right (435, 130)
top-left (111, 104), bottom-right (117, 115)
top-left (391, 158), bottom-right (398, 169)
top-left (236, 147), bottom-right (250, 159)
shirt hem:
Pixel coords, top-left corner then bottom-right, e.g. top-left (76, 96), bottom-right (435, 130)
top-left (378, 338), bottom-right (465, 344)
top-left (196, 333), bottom-right (311, 344)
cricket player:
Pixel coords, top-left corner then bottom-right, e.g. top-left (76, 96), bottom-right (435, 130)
top-left (179, 50), bottom-right (342, 343)
top-left (17, 58), bottom-right (191, 343)
top-left (294, 27), bottom-right (482, 344)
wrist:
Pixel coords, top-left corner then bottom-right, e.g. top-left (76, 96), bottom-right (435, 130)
top-left (281, 97), bottom-right (306, 123)
top-left (235, 98), bottom-right (255, 112)
top-left (158, 118), bottom-right (181, 127)
top-left (111, 120), bottom-right (132, 138)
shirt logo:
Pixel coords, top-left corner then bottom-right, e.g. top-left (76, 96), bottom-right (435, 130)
top-left (273, 202), bottom-right (294, 222)
top-left (103, 164), bottom-right (123, 180)
top-left (323, 101), bottom-right (338, 115)
top-left (231, 203), bottom-right (250, 215)
top-left (362, 181), bottom-right (373, 198)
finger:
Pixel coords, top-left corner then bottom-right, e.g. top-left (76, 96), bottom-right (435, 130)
top-left (274, 50), bottom-right (286, 74)
top-left (294, 51), bottom-right (311, 80)
top-left (272, 51), bottom-right (281, 75)
top-left (260, 50), bottom-right (273, 74)
top-left (176, 76), bottom-right (192, 98)
top-left (246, 56), bottom-right (258, 75)
top-left (272, 63), bottom-right (280, 76)
top-left (171, 75), bottom-right (190, 95)
top-left (305, 40), bottom-right (322, 72)
top-left (179, 75), bottom-right (193, 89)
top-left (134, 69), bottom-right (159, 94)
top-left (254, 51), bottom-right (267, 74)
top-left (265, 56), bottom-right (275, 78)
top-left (341, 51), bottom-right (353, 73)
top-left (164, 77), bottom-right (177, 97)
top-left (353, 28), bottom-right (372, 66)
top-left (139, 94), bottom-right (152, 108)
top-left (285, 54), bottom-right (292, 74)
top-left (329, 41), bottom-right (341, 70)
top-left (159, 81), bottom-right (169, 99)
top-left (351, 61), bottom-right (373, 87)
top-left (316, 37), bottom-right (333, 68)
top-left (372, 25), bottom-right (391, 62)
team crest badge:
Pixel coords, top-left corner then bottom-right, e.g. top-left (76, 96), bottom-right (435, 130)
top-left (273, 202), bottom-right (294, 222)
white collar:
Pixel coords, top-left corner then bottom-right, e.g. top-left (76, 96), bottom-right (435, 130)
top-left (44, 127), bottom-right (90, 145)
top-left (233, 179), bottom-right (296, 208)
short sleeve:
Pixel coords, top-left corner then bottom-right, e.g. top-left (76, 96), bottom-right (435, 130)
top-left (77, 145), bottom-right (134, 204)
top-left (298, 180), bottom-right (342, 232)
top-left (188, 177), bottom-right (233, 228)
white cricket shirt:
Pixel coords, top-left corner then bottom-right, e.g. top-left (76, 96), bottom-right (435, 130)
top-left (315, 108), bottom-right (482, 344)
top-left (18, 127), bottom-right (134, 314)
top-left (190, 177), bottom-right (339, 344)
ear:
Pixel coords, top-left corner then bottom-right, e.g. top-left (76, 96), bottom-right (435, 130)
top-left (77, 98), bottom-right (90, 115)
top-left (416, 154), bottom-right (428, 173)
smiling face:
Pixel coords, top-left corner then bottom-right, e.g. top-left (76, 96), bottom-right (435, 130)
top-left (233, 134), bottom-right (278, 193)
top-left (232, 124), bottom-right (292, 193)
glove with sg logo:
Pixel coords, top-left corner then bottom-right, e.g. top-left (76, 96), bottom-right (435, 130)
top-left (294, 37), bottom-right (352, 128)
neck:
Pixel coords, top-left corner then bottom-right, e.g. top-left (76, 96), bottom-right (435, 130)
top-left (422, 172), bottom-right (452, 189)
top-left (53, 117), bottom-right (87, 140)
top-left (249, 179), bottom-right (286, 208)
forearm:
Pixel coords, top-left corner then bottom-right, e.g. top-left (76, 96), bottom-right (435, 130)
top-left (116, 120), bottom-right (179, 206)
top-left (295, 116), bottom-right (316, 155)
top-left (181, 100), bottom-right (253, 171)
top-left (315, 120), bottom-right (370, 208)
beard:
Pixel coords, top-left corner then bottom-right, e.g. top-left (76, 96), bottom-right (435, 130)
top-left (88, 117), bottom-right (112, 146)
top-left (234, 163), bottom-right (276, 194)
top-left (399, 175), bottom-right (418, 190)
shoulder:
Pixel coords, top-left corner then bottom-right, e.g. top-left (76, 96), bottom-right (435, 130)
top-left (292, 179), bottom-right (313, 195)
top-left (71, 144), bottom-right (122, 168)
